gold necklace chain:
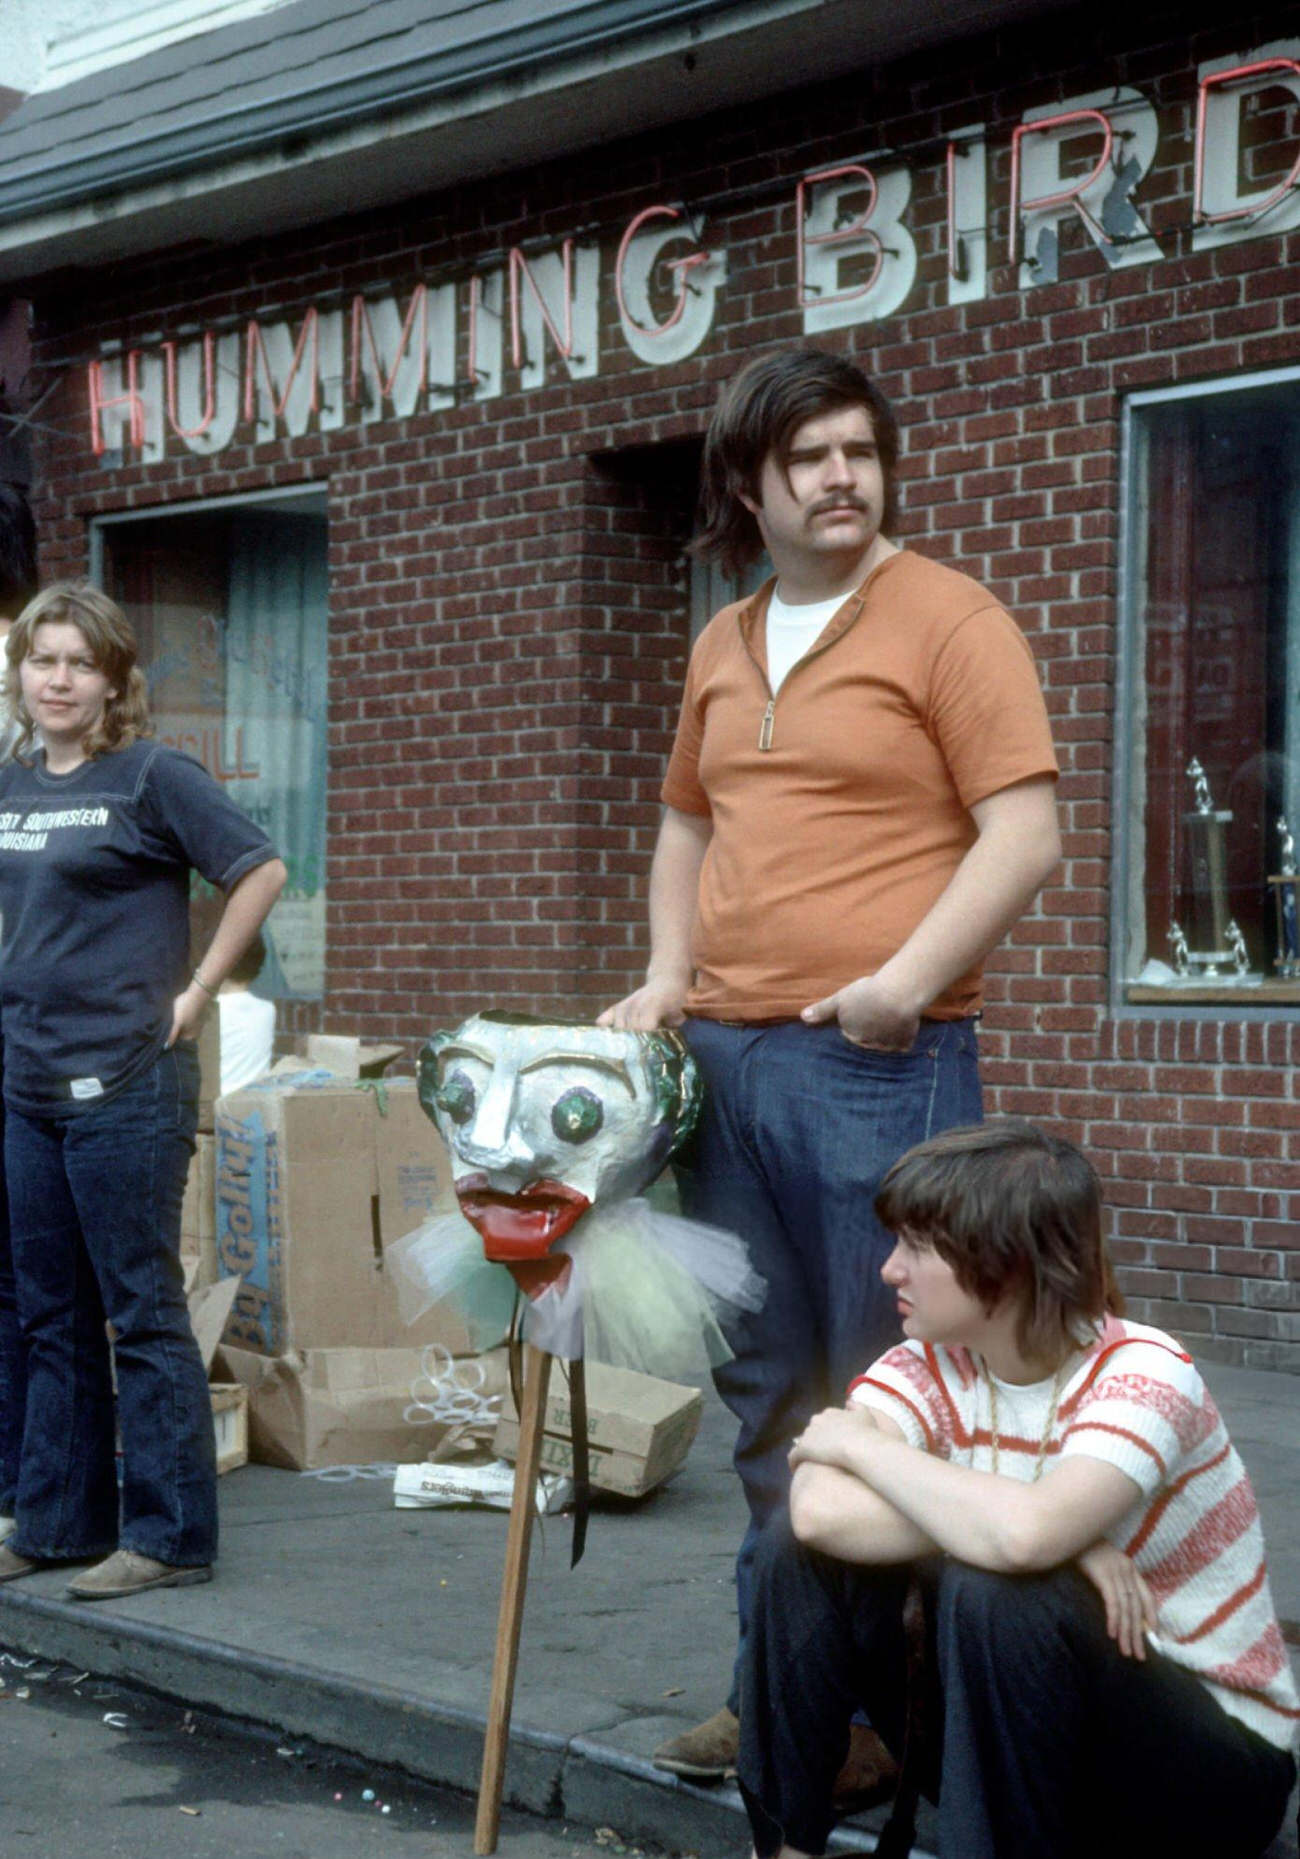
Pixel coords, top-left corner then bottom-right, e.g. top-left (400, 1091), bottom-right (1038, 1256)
top-left (982, 1358), bottom-right (1066, 1482)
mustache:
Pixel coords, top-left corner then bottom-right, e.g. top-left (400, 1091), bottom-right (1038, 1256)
top-left (809, 495), bottom-right (869, 516)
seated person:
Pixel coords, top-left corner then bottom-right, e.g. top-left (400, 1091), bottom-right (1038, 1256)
top-left (217, 932), bottom-right (276, 1094)
top-left (738, 1120), bottom-right (1298, 1859)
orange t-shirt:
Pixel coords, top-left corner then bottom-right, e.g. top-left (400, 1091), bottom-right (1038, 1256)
top-left (660, 549), bottom-right (1059, 1022)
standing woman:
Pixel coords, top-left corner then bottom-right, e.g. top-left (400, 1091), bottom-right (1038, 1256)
top-left (0, 583), bottom-right (286, 1598)
top-left (0, 482), bottom-right (39, 1548)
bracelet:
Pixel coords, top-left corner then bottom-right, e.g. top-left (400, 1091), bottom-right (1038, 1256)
top-left (191, 969), bottom-right (218, 998)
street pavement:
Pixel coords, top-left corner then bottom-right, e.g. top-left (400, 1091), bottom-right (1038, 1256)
top-left (0, 1657), bottom-right (651, 1859)
top-left (0, 1362), bottom-right (1296, 1859)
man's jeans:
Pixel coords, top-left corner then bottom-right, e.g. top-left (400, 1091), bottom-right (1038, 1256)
top-left (5, 1044), bottom-right (217, 1566)
top-left (739, 1514), bottom-right (1297, 1859)
top-left (677, 1015), bottom-right (982, 1701)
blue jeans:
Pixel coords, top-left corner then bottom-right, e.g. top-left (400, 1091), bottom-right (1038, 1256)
top-left (5, 1044), bottom-right (216, 1565)
top-left (739, 1515), bottom-right (1297, 1859)
top-left (677, 1015), bottom-right (982, 1701)
top-left (0, 1083), bottom-right (25, 1517)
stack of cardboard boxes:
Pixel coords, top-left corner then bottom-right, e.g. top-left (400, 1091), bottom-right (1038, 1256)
top-left (183, 1033), bottom-right (706, 1496)
top-left (182, 1033), bottom-right (500, 1470)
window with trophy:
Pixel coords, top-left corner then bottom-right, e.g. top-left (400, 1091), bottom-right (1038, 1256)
top-left (1120, 370), bottom-right (1300, 1007)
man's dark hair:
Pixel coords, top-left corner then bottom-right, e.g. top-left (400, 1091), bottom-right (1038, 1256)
top-left (692, 347), bottom-right (900, 577)
top-left (0, 483), bottom-right (36, 620)
top-left (875, 1120), bottom-right (1121, 1362)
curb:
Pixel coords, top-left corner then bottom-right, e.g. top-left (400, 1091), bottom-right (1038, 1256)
top-left (0, 1587), bottom-right (929, 1855)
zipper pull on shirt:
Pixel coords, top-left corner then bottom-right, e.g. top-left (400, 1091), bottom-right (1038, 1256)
top-left (758, 699), bottom-right (775, 752)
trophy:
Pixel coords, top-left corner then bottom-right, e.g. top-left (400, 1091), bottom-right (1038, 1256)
top-left (1267, 816), bottom-right (1299, 979)
top-left (1169, 759), bottom-right (1256, 983)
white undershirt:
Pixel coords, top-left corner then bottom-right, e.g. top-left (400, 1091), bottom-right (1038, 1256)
top-left (765, 588), bottom-right (847, 694)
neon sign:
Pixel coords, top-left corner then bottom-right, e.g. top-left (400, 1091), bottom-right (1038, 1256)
top-left (87, 35), bottom-right (1300, 462)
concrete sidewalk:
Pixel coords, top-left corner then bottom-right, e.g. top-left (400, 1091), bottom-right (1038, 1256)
top-left (1, 1361), bottom-right (1297, 1859)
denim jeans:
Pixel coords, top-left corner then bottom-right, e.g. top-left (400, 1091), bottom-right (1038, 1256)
top-left (0, 1082), bottom-right (24, 1517)
top-left (739, 1514), bottom-right (1297, 1859)
top-left (5, 1043), bottom-right (216, 1565)
top-left (677, 1015), bottom-right (982, 1701)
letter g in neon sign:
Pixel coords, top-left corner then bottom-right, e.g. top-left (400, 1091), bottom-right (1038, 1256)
top-left (616, 206), bottom-right (726, 364)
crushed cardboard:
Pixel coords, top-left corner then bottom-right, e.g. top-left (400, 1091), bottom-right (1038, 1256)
top-left (214, 1342), bottom-right (509, 1472)
top-left (494, 1363), bottom-right (702, 1499)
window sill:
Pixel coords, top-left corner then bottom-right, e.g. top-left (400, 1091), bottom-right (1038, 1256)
top-left (1125, 981), bottom-right (1300, 1005)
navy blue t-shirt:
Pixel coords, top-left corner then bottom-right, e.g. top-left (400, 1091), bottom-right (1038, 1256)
top-left (0, 740), bottom-right (278, 1117)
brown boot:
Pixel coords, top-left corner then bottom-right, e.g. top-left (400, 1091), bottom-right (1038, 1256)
top-left (652, 1706), bottom-right (739, 1781)
top-left (832, 1723), bottom-right (900, 1812)
top-left (0, 1543), bottom-right (43, 1583)
top-left (66, 1550), bottom-right (213, 1602)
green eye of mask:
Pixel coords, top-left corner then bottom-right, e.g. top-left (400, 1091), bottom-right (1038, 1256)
top-left (551, 1086), bottom-right (604, 1144)
top-left (438, 1070), bottom-right (477, 1126)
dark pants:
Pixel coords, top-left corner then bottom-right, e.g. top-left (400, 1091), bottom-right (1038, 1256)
top-left (739, 1514), bottom-right (1297, 1859)
top-left (5, 1044), bottom-right (217, 1566)
top-left (0, 1085), bottom-right (25, 1517)
top-left (677, 1015), bottom-right (982, 1702)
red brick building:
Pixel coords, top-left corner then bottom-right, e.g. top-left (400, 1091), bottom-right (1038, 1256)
top-left (0, 0), bottom-right (1298, 1366)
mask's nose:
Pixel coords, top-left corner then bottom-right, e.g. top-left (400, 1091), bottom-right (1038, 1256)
top-left (452, 1067), bottom-right (536, 1179)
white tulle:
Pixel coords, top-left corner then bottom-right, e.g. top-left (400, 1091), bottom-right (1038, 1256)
top-left (385, 1213), bottom-right (518, 1353)
top-left (384, 1198), bottom-right (764, 1375)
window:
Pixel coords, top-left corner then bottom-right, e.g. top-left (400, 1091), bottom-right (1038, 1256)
top-left (94, 490), bottom-right (328, 1000)
top-left (1120, 372), bottom-right (1300, 1006)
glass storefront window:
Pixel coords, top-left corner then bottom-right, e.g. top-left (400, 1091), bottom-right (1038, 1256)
top-left (1122, 373), bottom-right (1300, 1006)
top-left (95, 492), bottom-right (329, 1000)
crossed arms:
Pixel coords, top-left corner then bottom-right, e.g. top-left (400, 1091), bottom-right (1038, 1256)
top-left (789, 1404), bottom-right (1156, 1658)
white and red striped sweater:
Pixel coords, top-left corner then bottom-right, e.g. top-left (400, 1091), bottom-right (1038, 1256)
top-left (848, 1315), bottom-right (1299, 1751)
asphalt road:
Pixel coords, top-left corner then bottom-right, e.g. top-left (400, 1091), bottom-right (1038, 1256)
top-left (0, 1651), bottom-right (677, 1859)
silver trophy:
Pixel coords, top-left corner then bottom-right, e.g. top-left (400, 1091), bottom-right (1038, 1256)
top-left (1170, 760), bottom-right (1255, 983)
top-left (1268, 816), bottom-right (1299, 979)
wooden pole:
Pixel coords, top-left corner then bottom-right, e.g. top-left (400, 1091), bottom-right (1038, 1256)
top-left (474, 1342), bottom-right (553, 1855)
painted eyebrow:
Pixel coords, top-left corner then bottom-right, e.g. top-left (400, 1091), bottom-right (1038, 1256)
top-left (519, 1053), bottom-right (635, 1094)
top-left (437, 1041), bottom-right (497, 1068)
top-left (437, 1044), bottom-right (635, 1096)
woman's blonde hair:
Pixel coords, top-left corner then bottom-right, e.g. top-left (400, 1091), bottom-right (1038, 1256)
top-left (5, 581), bottom-right (153, 761)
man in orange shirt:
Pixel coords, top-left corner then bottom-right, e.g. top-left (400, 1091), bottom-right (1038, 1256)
top-left (600, 347), bottom-right (1060, 1785)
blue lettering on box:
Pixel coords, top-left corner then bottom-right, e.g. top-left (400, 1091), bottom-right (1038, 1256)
top-left (215, 1106), bottom-right (286, 1354)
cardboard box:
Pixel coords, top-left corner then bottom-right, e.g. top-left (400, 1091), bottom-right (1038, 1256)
top-left (186, 1279), bottom-right (248, 1475)
top-left (210, 1383), bottom-right (249, 1475)
top-left (215, 1343), bottom-right (509, 1472)
top-left (494, 1364), bottom-right (702, 1498)
top-left (304, 1034), bottom-right (405, 1080)
top-left (180, 1133), bottom-right (218, 1290)
top-left (212, 1074), bottom-right (479, 1357)
top-left (195, 1012), bottom-right (222, 1133)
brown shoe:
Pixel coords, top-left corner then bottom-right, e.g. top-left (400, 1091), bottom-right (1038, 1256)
top-left (66, 1550), bottom-right (213, 1602)
top-left (0, 1543), bottom-right (43, 1583)
top-left (652, 1706), bottom-right (740, 1781)
top-left (832, 1723), bottom-right (900, 1812)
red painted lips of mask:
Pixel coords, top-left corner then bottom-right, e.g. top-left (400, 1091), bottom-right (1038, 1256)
top-left (454, 1174), bottom-right (591, 1261)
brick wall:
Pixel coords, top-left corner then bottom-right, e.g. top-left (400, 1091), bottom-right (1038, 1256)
top-left (24, 0), bottom-right (1300, 1366)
